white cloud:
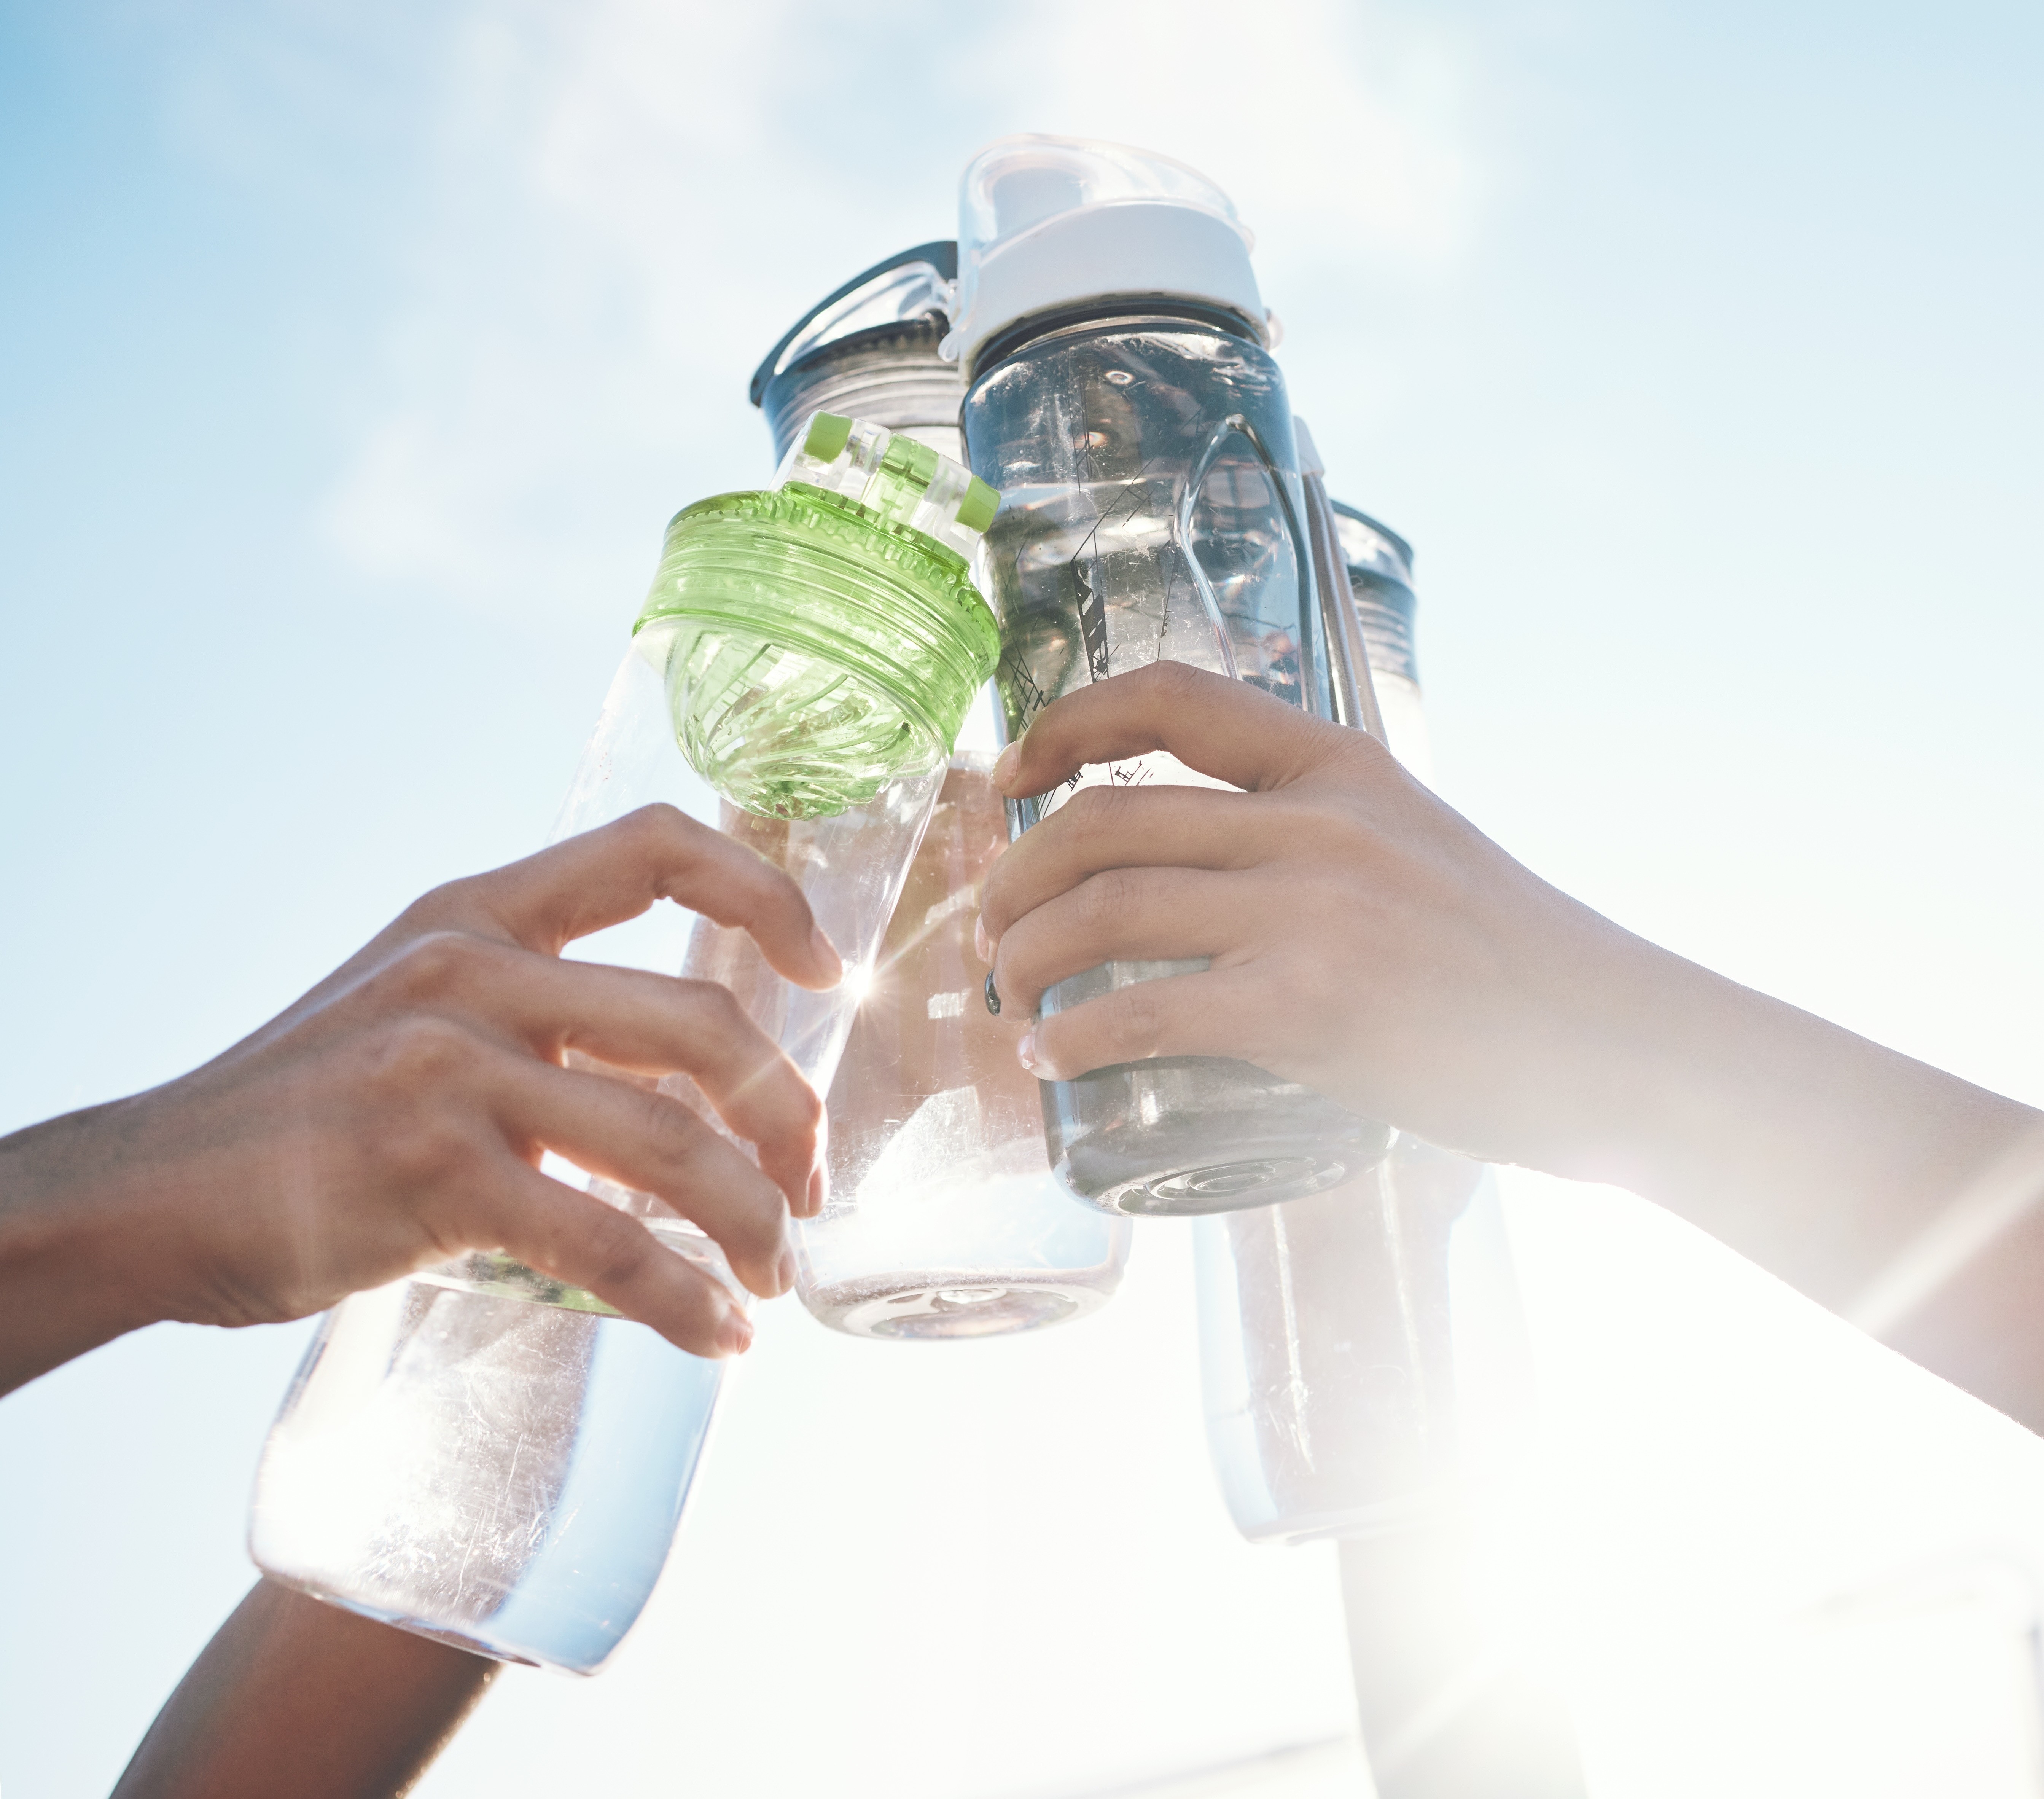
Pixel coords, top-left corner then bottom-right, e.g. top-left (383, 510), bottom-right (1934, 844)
top-left (956, 0), bottom-right (1478, 274)
top-left (261, 0), bottom-right (1483, 615)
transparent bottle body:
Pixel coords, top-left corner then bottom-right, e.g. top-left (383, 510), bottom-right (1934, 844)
top-left (1331, 503), bottom-right (1432, 784)
top-left (248, 1249), bottom-right (735, 1674)
top-left (252, 631), bottom-right (943, 1668)
top-left (963, 316), bottom-right (1391, 1214)
top-left (761, 317), bottom-right (963, 467)
top-left (1194, 510), bottom-right (1535, 1545)
top-left (797, 751), bottom-right (1132, 1337)
top-left (750, 291), bottom-right (1130, 1336)
top-left (1193, 1144), bottom-right (1493, 1546)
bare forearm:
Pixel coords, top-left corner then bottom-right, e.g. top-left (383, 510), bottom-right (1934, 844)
top-left (1536, 917), bottom-right (2044, 1418)
top-left (1532, 916), bottom-right (2038, 1297)
top-left (0, 1099), bottom-right (174, 1396)
top-left (113, 1579), bottom-right (498, 1799)
top-left (979, 666), bottom-right (2044, 1427)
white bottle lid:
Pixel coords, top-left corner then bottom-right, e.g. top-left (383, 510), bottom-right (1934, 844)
top-left (940, 135), bottom-right (1268, 379)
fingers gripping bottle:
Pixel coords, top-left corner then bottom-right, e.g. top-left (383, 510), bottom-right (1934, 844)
top-left (250, 417), bottom-right (1002, 1670)
top-left (750, 249), bottom-right (1132, 1335)
top-left (953, 134), bottom-right (1394, 1215)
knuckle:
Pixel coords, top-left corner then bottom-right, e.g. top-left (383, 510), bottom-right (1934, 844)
top-left (352, 1025), bottom-right (480, 1187)
top-left (575, 1203), bottom-right (657, 1291)
top-left (786, 1071), bottom-right (825, 1134)
top-left (1137, 659), bottom-right (1203, 707)
top-left (388, 1122), bottom-right (473, 1194)
top-left (363, 1012), bottom-right (474, 1092)
top-left (635, 1084), bottom-right (708, 1160)
top-left (620, 800), bottom-right (686, 845)
top-left (1316, 794), bottom-right (1392, 868)
top-left (636, 1093), bottom-right (769, 1225)
top-left (611, 802), bottom-right (693, 873)
top-left (396, 877), bottom-right (476, 931)
top-left (634, 800), bottom-right (689, 834)
top-left (1073, 867), bottom-right (1137, 940)
top-left (1063, 782), bottom-right (1133, 840)
top-left (379, 929), bottom-right (492, 1003)
top-left (676, 977), bottom-right (748, 1038)
top-left (978, 862), bottom-right (1021, 935)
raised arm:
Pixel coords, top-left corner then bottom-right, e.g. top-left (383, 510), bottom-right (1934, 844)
top-left (0, 802), bottom-right (843, 1394)
top-left (111, 1580), bottom-right (495, 1799)
top-left (976, 662), bottom-right (2044, 1427)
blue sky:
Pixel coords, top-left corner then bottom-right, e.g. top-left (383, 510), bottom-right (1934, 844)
top-left (3, 2), bottom-right (2042, 1794)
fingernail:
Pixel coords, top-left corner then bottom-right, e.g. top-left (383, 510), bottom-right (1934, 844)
top-left (806, 1161), bottom-right (828, 1216)
top-left (810, 923), bottom-right (844, 983)
top-left (1016, 1029), bottom-right (1038, 1073)
top-left (777, 1246), bottom-right (798, 1295)
top-left (992, 743), bottom-right (1020, 792)
top-left (718, 1308), bottom-right (754, 1355)
top-left (974, 916), bottom-right (993, 964)
top-left (984, 972), bottom-right (1002, 1017)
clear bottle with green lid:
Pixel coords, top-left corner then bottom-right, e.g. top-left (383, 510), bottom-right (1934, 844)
top-left (749, 260), bottom-right (1132, 1335)
top-left (250, 415), bottom-right (1003, 1672)
top-left (637, 410), bottom-right (1001, 821)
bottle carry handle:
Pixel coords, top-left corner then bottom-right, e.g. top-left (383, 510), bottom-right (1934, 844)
top-left (1294, 417), bottom-right (1387, 740)
top-left (1176, 411), bottom-right (1383, 736)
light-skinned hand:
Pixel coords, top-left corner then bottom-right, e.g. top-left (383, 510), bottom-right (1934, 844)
top-left (975, 661), bottom-right (2044, 1428)
top-left (974, 660), bottom-right (1618, 1171)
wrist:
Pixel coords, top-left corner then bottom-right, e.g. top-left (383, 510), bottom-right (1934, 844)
top-left (1528, 908), bottom-right (2043, 1308)
top-left (0, 1097), bottom-right (180, 1394)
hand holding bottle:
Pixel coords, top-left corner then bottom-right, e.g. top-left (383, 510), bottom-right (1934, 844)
top-left (978, 662), bottom-right (2044, 1425)
top-left (976, 661), bottom-right (1600, 1164)
top-left (0, 804), bottom-right (842, 1393)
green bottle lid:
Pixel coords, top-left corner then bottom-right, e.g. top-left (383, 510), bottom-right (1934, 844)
top-left (634, 414), bottom-right (1003, 819)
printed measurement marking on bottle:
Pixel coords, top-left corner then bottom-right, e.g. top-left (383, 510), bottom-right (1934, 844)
top-left (999, 647), bottom-right (1054, 728)
top-left (1065, 456), bottom-right (1171, 685)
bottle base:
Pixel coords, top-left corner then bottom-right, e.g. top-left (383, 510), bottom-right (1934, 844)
top-left (1226, 1489), bottom-right (1455, 1548)
top-left (801, 1270), bottom-right (1117, 1339)
top-left (1115, 1152), bottom-right (1353, 1215)
top-left (1042, 1055), bottom-right (1396, 1216)
top-left (256, 1572), bottom-right (553, 1672)
top-left (1065, 1139), bottom-right (1395, 1215)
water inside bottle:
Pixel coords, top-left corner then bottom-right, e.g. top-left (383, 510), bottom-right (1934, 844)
top-left (250, 1276), bottom-right (725, 1674)
top-left (797, 752), bottom-right (1130, 1336)
top-left (968, 319), bottom-right (1389, 1212)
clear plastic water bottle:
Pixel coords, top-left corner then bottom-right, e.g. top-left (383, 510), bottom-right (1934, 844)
top-left (1194, 1145), bottom-right (1476, 1544)
top-left (248, 1257), bottom-right (735, 1672)
top-left (1331, 502), bottom-right (1429, 781)
top-left (799, 751), bottom-right (1132, 1335)
top-left (1192, 489), bottom-right (1537, 1547)
top-left (751, 252), bottom-right (1132, 1335)
top-left (752, 242), bottom-right (963, 463)
top-left (952, 134), bottom-right (1393, 1215)
top-left (250, 416), bottom-right (1004, 1667)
